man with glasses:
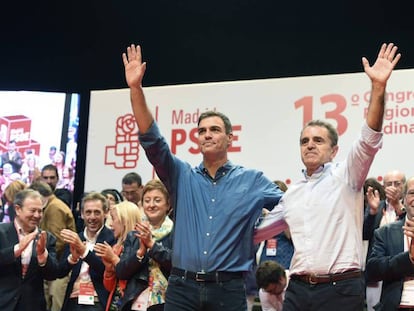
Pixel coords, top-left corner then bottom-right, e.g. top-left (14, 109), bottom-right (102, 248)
top-left (366, 177), bottom-right (414, 310)
top-left (364, 170), bottom-right (407, 310)
top-left (121, 172), bottom-right (143, 207)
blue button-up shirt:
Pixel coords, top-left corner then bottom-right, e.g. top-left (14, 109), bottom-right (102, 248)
top-left (139, 122), bottom-right (283, 272)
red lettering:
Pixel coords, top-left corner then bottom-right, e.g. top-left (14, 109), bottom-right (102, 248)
top-left (188, 128), bottom-right (200, 154)
top-left (229, 125), bottom-right (241, 152)
top-left (171, 129), bottom-right (186, 154)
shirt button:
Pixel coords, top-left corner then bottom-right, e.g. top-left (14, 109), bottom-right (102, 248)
top-left (206, 233), bottom-right (210, 236)
top-left (211, 198), bottom-right (215, 202)
top-left (209, 216), bottom-right (213, 219)
top-left (203, 251), bottom-right (207, 255)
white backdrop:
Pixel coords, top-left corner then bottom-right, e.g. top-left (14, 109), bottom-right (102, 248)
top-left (86, 69), bottom-right (414, 192)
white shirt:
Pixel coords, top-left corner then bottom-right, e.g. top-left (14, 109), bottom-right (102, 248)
top-left (259, 288), bottom-right (283, 311)
top-left (255, 123), bottom-right (383, 275)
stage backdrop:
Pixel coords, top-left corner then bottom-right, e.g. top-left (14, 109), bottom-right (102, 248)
top-left (86, 69), bottom-right (414, 192)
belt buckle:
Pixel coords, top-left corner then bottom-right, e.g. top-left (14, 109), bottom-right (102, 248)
top-left (196, 271), bottom-right (206, 282)
top-left (308, 273), bottom-right (318, 285)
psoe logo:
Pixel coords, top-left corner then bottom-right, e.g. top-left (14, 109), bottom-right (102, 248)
top-left (104, 113), bottom-right (139, 168)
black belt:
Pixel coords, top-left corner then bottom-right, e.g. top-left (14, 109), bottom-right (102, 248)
top-left (290, 269), bottom-right (362, 285)
top-left (171, 267), bottom-right (243, 282)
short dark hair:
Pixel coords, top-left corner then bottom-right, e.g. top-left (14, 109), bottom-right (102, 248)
top-left (300, 120), bottom-right (338, 147)
top-left (256, 260), bottom-right (286, 289)
top-left (101, 188), bottom-right (124, 204)
top-left (198, 111), bottom-right (233, 135)
top-left (81, 192), bottom-right (109, 213)
top-left (41, 164), bottom-right (59, 179)
top-left (122, 172), bottom-right (142, 186)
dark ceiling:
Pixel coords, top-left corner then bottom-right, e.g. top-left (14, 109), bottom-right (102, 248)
top-left (2, 0), bottom-right (414, 93)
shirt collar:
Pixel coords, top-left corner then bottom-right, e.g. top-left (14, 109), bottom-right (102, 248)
top-left (199, 161), bottom-right (234, 180)
top-left (83, 225), bottom-right (104, 243)
top-left (14, 218), bottom-right (38, 236)
top-left (302, 163), bottom-right (331, 179)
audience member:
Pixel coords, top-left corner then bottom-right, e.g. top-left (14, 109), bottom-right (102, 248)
top-left (58, 192), bottom-right (116, 311)
top-left (48, 146), bottom-right (57, 164)
top-left (0, 189), bottom-right (59, 311)
top-left (1, 179), bottom-right (27, 223)
top-left (61, 165), bottom-right (75, 192)
top-left (20, 150), bottom-right (40, 184)
top-left (259, 180), bottom-right (293, 270)
top-left (256, 260), bottom-right (288, 311)
top-left (122, 44), bottom-right (283, 310)
top-left (363, 171), bottom-right (406, 311)
top-left (101, 188), bottom-right (125, 229)
top-left (1, 162), bottom-right (20, 189)
top-left (101, 189), bottom-right (124, 210)
top-left (121, 172), bottom-right (143, 207)
top-left (29, 180), bottom-right (77, 311)
top-left (254, 43), bottom-right (401, 311)
top-left (366, 176), bottom-right (414, 310)
top-left (1, 139), bottom-right (23, 173)
top-left (247, 180), bottom-right (292, 310)
top-left (94, 201), bottom-right (143, 311)
top-left (41, 164), bottom-right (73, 210)
top-left (116, 179), bottom-right (173, 311)
top-left (53, 151), bottom-right (66, 180)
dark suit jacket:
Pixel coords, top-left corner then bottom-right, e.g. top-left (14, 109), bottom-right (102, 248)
top-left (58, 226), bottom-right (116, 311)
top-left (0, 223), bottom-right (59, 311)
top-left (366, 219), bottom-right (414, 311)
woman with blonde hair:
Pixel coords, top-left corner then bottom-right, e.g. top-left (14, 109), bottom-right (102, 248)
top-left (94, 201), bottom-right (143, 311)
top-left (1, 180), bottom-right (26, 222)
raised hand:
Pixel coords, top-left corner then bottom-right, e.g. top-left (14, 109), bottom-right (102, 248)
top-left (36, 231), bottom-right (47, 256)
top-left (362, 43), bottom-right (401, 86)
top-left (15, 230), bottom-right (38, 257)
top-left (61, 229), bottom-right (86, 255)
top-left (122, 44), bottom-right (147, 89)
top-left (94, 242), bottom-right (119, 269)
top-left (366, 186), bottom-right (380, 215)
top-left (135, 221), bottom-right (154, 249)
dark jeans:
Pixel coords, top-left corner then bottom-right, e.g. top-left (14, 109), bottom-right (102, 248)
top-left (283, 277), bottom-right (365, 311)
top-left (164, 275), bottom-right (247, 311)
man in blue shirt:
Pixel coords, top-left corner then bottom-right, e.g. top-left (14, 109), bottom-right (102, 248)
top-left (122, 45), bottom-right (283, 311)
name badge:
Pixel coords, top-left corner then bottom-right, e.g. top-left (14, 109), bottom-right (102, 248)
top-left (266, 238), bottom-right (277, 256)
top-left (131, 287), bottom-right (150, 310)
top-left (78, 283), bottom-right (95, 305)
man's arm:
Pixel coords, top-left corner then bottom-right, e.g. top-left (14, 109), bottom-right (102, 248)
top-left (254, 205), bottom-right (288, 244)
top-left (122, 44), bottom-right (153, 134)
top-left (362, 43), bottom-right (401, 131)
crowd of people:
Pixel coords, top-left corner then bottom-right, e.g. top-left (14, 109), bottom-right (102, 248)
top-left (0, 41), bottom-right (409, 311)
